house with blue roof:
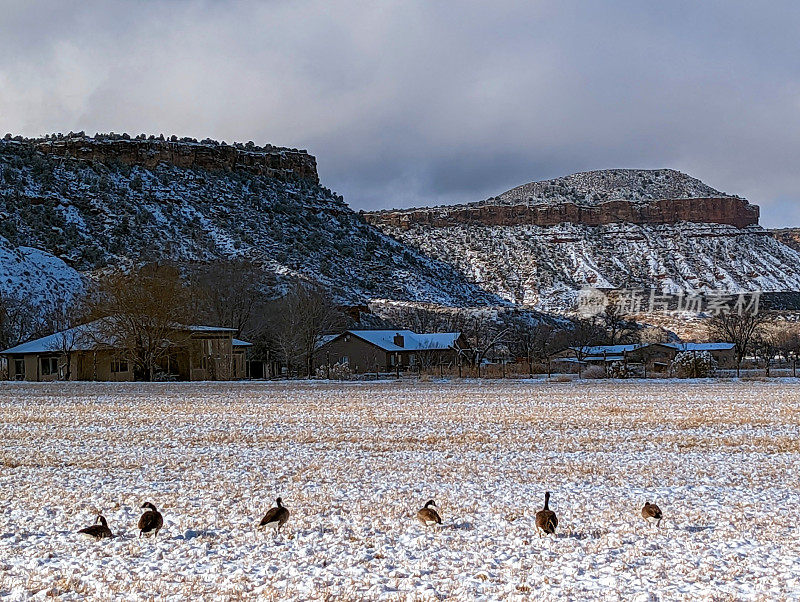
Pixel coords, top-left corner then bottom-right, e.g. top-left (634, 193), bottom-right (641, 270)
top-left (550, 341), bottom-right (737, 373)
top-left (1, 319), bottom-right (252, 381)
top-left (314, 330), bottom-right (468, 374)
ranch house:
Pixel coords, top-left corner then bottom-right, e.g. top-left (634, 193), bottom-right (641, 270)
top-left (314, 330), bottom-right (468, 374)
top-left (1, 319), bottom-right (252, 381)
top-left (550, 341), bottom-right (737, 373)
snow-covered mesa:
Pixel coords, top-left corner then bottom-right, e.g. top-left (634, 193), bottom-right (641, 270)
top-left (1, 380), bottom-right (799, 600)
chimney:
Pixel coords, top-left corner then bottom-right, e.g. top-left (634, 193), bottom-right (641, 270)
top-left (393, 333), bottom-right (405, 347)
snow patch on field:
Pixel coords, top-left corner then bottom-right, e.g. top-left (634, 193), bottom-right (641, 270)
top-left (0, 380), bottom-right (799, 599)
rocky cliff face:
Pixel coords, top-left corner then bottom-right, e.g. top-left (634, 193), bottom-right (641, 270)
top-left (0, 135), bottom-right (502, 309)
top-left (27, 134), bottom-right (319, 182)
top-left (365, 169), bottom-right (799, 311)
top-left (772, 228), bottom-right (800, 252)
top-left (366, 169), bottom-right (759, 230)
top-left (377, 221), bottom-right (800, 311)
top-left (367, 196), bottom-right (758, 229)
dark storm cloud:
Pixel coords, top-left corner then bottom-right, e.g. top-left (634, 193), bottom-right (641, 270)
top-left (1, 0), bottom-right (799, 225)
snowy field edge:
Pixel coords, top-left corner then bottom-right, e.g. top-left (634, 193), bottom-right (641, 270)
top-left (1, 380), bottom-right (799, 600)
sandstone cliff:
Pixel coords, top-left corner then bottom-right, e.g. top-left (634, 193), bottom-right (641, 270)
top-left (771, 228), bottom-right (800, 252)
top-left (364, 169), bottom-right (799, 311)
top-left (0, 134), bottom-right (501, 308)
top-left (18, 133), bottom-right (319, 182)
top-left (366, 169), bottom-right (759, 230)
top-left (367, 196), bottom-right (758, 230)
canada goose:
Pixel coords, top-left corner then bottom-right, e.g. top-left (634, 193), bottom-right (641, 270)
top-left (138, 502), bottom-right (163, 538)
top-left (535, 492), bottom-right (558, 536)
top-left (641, 501), bottom-right (663, 528)
top-left (417, 499), bottom-right (442, 528)
top-left (78, 515), bottom-right (113, 540)
top-left (259, 497), bottom-right (290, 533)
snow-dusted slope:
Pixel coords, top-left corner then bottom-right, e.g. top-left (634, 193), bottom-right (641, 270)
top-left (495, 168), bottom-right (733, 206)
top-left (0, 235), bottom-right (84, 306)
top-left (381, 221), bottom-right (800, 311)
top-left (0, 136), bottom-right (500, 307)
top-left (772, 227), bottom-right (800, 252)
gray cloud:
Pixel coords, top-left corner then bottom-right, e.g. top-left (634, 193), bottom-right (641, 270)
top-left (1, 0), bottom-right (799, 226)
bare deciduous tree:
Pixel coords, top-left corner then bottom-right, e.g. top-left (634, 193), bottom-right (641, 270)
top-left (43, 297), bottom-right (90, 380)
top-left (188, 258), bottom-right (273, 337)
top-left (264, 281), bottom-right (347, 377)
top-left (0, 291), bottom-right (45, 351)
top-left (458, 313), bottom-right (508, 375)
top-left (598, 296), bottom-right (640, 344)
top-left (565, 318), bottom-right (607, 377)
top-left (772, 324), bottom-right (800, 377)
top-left (707, 310), bottom-right (769, 377)
top-left (508, 319), bottom-right (559, 377)
top-left (89, 264), bottom-right (195, 381)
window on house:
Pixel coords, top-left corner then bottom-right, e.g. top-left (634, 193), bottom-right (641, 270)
top-left (111, 360), bottom-right (128, 373)
top-left (14, 359), bottom-right (24, 379)
top-left (40, 357), bottom-right (59, 376)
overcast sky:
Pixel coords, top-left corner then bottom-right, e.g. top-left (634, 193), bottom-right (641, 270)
top-left (1, 1), bottom-right (799, 226)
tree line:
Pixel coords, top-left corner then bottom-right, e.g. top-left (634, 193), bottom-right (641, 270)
top-left (2, 260), bottom-right (800, 380)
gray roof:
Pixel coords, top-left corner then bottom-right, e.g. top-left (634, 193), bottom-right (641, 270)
top-left (184, 325), bottom-right (237, 333)
top-left (572, 344), bottom-right (644, 355)
top-left (562, 342), bottom-right (735, 357)
top-left (662, 342), bottom-right (735, 352)
top-left (232, 338), bottom-right (253, 347)
top-left (0, 323), bottom-right (102, 355)
top-left (324, 330), bottom-right (462, 352)
top-left (1, 319), bottom-right (243, 355)
top-left (316, 334), bottom-right (339, 349)
top-left (584, 355), bottom-right (626, 362)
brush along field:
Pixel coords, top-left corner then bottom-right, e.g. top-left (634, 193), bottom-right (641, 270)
top-left (1, 380), bottom-right (800, 600)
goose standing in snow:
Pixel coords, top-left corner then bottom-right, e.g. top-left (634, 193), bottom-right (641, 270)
top-left (78, 515), bottom-right (113, 540)
top-left (417, 499), bottom-right (442, 529)
top-left (259, 497), bottom-right (290, 534)
top-left (138, 502), bottom-right (163, 538)
top-left (641, 501), bottom-right (663, 528)
top-left (535, 492), bottom-right (558, 536)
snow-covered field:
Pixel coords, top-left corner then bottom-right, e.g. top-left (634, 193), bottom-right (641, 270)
top-left (1, 380), bottom-right (799, 600)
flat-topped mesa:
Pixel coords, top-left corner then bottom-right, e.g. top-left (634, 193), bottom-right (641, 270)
top-left (365, 169), bottom-right (760, 229)
top-left (8, 133), bottom-right (319, 183)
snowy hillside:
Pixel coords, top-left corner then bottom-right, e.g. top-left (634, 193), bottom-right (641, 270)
top-left (381, 221), bottom-right (800, 311)
top-left (0, 136), bottom-right (500, 307)
top-left (3, 137), bottom-right (795, 316)
top-left (772, 227), bottom-right (800, 252)
top-left (494, 168), bottom-right (733, 206)
top-left (0, 235), bottom-right (84, 307)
